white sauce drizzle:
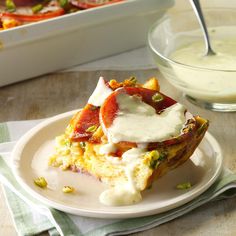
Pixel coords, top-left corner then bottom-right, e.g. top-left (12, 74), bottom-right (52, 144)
top-left (107, 93), bottom-right (186, 143)
top-left (98, 85), bottom-right (187, 206)
top-left (99, 143), bottom-right (117, 155)
top-left (122, 148), bottom-right (145, 192)
top-left (99, 148), bottom-right (145, 206)
top-left (88, 77), bottom-right (113, 107)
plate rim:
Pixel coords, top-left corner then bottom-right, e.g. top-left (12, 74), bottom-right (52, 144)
top-left (11, 110), bottom-right (223, 219)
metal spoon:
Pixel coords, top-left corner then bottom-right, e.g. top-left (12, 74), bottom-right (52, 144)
top-left (190, 0), bottom-right (216, 56)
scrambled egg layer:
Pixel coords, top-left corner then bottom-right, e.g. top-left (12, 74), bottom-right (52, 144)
top-left (48, 134), bottom-right (153, 191)
top-left (48, 116), bottom-right (208, 191)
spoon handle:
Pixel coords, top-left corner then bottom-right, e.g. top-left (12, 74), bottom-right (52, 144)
top-left (190, 0), bottom-right (215, 55)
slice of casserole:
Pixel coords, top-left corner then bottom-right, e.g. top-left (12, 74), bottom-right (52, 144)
top-left (49, 77), bottom-right (209, 205)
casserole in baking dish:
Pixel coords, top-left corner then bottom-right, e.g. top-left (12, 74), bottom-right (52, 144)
top-left (0, 0), bottom-right (173, 86)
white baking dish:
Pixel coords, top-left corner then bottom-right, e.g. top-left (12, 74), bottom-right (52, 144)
top-left (0, 0), bottom-right (173, 87)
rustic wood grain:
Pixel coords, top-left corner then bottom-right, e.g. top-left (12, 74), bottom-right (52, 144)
top-left (0, 69), bottom-right (236, 236)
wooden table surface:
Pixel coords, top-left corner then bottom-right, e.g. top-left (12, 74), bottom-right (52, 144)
top-left (0, 69), bottom-right (236, 236)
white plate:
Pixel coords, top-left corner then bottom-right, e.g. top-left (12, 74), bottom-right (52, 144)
top-left (11, 110), bottom-right (223, 219)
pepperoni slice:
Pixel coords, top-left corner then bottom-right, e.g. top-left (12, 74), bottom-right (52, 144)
top-left (99, 87), bottom-right (199, 153)
top-left (100, 87), bottom-right (177, 129)
top-left (69, 86), bottom-right (196, 150)
top-left (69, 104), bottom-right (100, 142)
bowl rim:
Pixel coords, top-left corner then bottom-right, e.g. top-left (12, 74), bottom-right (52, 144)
top-left (148, 8), bottom-right (236, 73)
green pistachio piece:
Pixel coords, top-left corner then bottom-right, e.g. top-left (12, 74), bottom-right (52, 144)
top-left (34, 177), bottom-right (48, 188)
top-left (152, 92), bottom-right (163, 102)
top-left (32, 4), bottom-right (43, 13)
top-left (79, 142), bottom-right (86, 149)
top-left (176, 182), bottom-right (192, 190)
top-left (59, 0), bottom-right (68, 8)
top-left (62, 186), bottom-right (75, 193)
top-left (86, 125), bottom-right (97, 133)
top-left (148, 150), bottom-right (160, 169)
top-left (5, 0), bottom-right (16, 12)
top-left (128, 76), bottom-right (137, 84)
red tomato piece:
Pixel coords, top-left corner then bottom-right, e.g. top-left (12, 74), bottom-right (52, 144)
top-left (1, 8), bottom-right (65, 22)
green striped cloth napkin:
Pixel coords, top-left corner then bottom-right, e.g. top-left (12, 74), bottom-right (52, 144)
top-left (1, 120), bottom-right (236, 236)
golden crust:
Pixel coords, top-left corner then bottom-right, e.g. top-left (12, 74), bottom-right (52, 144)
top-left (146, 116), bottom-right (209, 188)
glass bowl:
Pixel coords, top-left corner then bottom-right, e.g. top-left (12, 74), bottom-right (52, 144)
top-left (148, 8), bottom-right (236, 112)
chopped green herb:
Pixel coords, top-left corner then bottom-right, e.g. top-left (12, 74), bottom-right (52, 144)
top-left (79, 142), bottom-right (86, 149)
top-left (59, 0), bottom-right (68, 8)
top-left (128, 76), bottom-right (137, 84)
top-left (34, 177), bottom-right (47, 188)
top-left (32, 4), bottom-right (43, 13)
top-left (86, 125), bottom-right (97, 133)
top-left (148, 150), bottom-right (168, 169)
top-left (5, 0), bottom-right (16, 12)
top-left (64, 139), bottom-right (71, 147)
top-left (66, 124), bottom-right (73, 134)
top-left (149, 158), bottom-right (160, 169)
top-left (148, 150), bottom-right (160, 169)
top-left (176, 182), bottom-right (192, 190)
top-left (159, 151), bottom-right (168, 161)
top-left (197, 122), bottom-right (208, 135)
top-left (152, 92), bottom-right (163, 102)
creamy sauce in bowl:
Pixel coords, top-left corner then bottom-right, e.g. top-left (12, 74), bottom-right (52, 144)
top-left (169, 38), bottom-right (236, 102)
top-left (171, 39), bottom-right (236, 70)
